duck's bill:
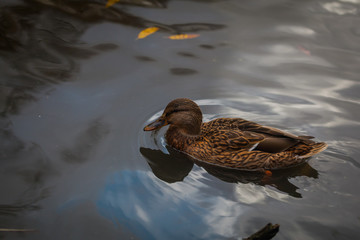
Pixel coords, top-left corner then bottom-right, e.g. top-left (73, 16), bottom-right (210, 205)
top-left (143, 118), bottom-right (167, 131)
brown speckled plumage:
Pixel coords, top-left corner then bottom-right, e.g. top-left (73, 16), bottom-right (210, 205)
top-left (144, 98), bottom-right (328, 171)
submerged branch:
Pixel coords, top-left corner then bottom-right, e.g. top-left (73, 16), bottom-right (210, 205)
top-left (244, 223), bottom-right (280, 240)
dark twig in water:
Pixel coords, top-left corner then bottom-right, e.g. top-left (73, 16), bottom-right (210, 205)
top-left (244, 223), bottom-right (280, 240)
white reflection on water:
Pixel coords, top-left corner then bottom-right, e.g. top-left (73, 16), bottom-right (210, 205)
top-left (322, 2), bottom-right (358, 15)
top-left (270, 75), bottom-right (360, 129)
top-left (240, 44), bottom-right (333, 68)
top-left (202, 196), bottom-right (244, 237)
top-left (97, 169), bottom-right (249, 239)
top-left (341, 0), bottom-right (360, 3)
top-left (134, 204), bottom-right (151, 224)
top-left (234, 183), bottom-right (289, 204)
top-left (221, 38), bottom-right (360, 132)
top-left (196, 99), bottom-right (226, 106)
top-left (276, 25), bottom-right (316, 36)
top-left (273, 76), bottom-right (359, 104)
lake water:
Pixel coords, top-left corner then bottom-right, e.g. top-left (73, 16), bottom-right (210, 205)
top-left (0, 0), bottom-right (360, 239)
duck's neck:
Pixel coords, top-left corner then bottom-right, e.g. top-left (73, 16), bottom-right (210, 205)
top-left (165, 125), bottom-right (201, 151)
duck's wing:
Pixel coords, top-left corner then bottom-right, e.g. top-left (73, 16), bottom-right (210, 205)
top-left (204, 128), bottom-right (265, 151)
top-left (206, 118), bottom-right (313, 141)
top-left (204, 118), bottom-right (315, 153)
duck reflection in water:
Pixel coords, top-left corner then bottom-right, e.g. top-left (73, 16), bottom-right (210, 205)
top-left (140, 146), bottom-right (318, 198)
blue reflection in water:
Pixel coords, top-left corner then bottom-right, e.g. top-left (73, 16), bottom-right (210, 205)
top-left (96, 170), bottom-right (212, 240)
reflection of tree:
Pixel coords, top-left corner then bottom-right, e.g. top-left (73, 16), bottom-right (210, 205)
top-left (140, 147), bottom-right (319, 198)
top-left (0, 0), bottom-right (225, 116)
top-left (0, 1), bottom-right (226, 230)
top-left (0, 196), bottom-right (43, 216)
top-left (32, 0), bottom-right (224, 32)
top-left (0, 126), bottom-right (53, 228)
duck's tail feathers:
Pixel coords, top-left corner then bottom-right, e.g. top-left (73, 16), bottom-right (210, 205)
top-left (298, 142), bottom-right (328, 159)
top-left (298, 135), bottom-right (314, 140)
top-left (296, 135), bottom-right (316, 145)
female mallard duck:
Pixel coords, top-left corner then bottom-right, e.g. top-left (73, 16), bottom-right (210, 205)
top-left (144, 98), bottom-right (327, 171)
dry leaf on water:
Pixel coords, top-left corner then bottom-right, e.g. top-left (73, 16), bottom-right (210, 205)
top-left (106, 0), bottom-right (121, 8)
top-left (166, 34), bottom-right (200, 40)
top-left (137, 27), bottom-right (160, 40)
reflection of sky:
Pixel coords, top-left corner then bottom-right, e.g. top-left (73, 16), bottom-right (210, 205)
top-left (221, 37), bottom-right (360, 132)
top-left (96, 170), bottom-right (249, 239)
top-left (322, 1), bottom-right (358, 15)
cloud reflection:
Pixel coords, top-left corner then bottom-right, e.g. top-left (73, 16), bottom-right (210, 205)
top-left (240, 44), bottom-right (333, 68)
top-left (322, 2), bottom-right (357, 15)
top-left (276, 25), bottom-right (315, 36)
top-left (97, 170), bottom-right (248, 239)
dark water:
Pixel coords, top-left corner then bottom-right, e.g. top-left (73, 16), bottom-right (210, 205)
top-left (1, 0), bottom-right (360, 239)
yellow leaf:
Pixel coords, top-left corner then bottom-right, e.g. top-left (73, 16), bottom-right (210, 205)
top-left (137, 27), bottom-right (160, 40)
top-left (166, 34), bottom-right (200, 40)
top-left (106, 0), bottom-right (120, 8)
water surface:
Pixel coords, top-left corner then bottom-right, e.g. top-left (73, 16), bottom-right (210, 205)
top-left (1, 0), bottom-right (360, 239)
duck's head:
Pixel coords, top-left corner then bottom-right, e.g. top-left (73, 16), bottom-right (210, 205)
top-left (144, 98), bottom-right (202, 135)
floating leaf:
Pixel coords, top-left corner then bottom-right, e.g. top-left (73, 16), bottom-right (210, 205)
top-left (106, 0), bottom-right (120, 8)
top-left (166, 34), bottom-right (200, 40)
top-left (265, 170), bottom-right (272, 177)
top-left (137, 27), bottom-right (160, 40)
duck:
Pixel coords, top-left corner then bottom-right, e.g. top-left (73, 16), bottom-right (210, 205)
top-left (143, 98), bottom-right (328, 171)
